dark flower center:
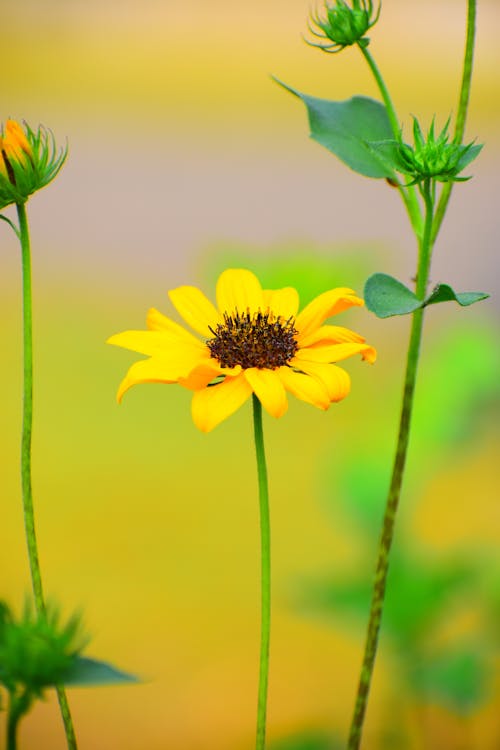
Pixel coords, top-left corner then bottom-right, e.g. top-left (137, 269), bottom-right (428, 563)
top-left (207, 309), bottom-right (299, 369)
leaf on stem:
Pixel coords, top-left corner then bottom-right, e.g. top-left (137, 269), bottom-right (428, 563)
top-left (273, 79), bottom-right (394, 178)
top-left (364, 273), bottom-right (421, 317)
top-left (425, 283), bottom-right (489, 308)
top-left (365, 273), bottom-right (489, 318)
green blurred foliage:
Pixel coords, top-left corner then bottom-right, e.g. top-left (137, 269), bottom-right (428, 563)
top-left (270, 730), bottom-right (340, 750)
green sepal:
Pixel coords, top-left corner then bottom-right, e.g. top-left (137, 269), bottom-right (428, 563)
top-left (273, 79), bottom-right (394, 178)
top-left (62, 656), bottom-right (139, 687)
top-left (365, 273), bottom-right (489, 318)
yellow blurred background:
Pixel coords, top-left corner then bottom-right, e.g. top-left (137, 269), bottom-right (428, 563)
top-left (1, 1), bottom-right (499, 748)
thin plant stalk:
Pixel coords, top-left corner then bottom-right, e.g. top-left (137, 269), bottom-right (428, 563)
top-left (7, 690), bottom-right (31, 750)
top-left (346, 181), bottom-right (434, 749)
top-left (346, 2), bottom-right (477, 746)
top-left (16, 202), bottom-right (78, 750)
top-left (252, 394), bottom-right (271, 750)
top-left (432, 0), bottom-right (477, 243)
top-left (357, 43), bottom-right (423, 237)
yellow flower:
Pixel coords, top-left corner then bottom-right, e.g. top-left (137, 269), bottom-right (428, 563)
top-left (108, 268), bottom-right (376, 432)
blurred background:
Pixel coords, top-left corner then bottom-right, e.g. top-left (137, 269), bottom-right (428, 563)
top-left (1, 0), bottom-right (499, 748)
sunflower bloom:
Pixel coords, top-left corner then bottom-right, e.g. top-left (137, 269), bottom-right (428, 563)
top-left (108, 268), bottom-right (376, 432)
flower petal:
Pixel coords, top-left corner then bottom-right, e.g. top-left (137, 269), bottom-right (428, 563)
top-left (295, 288), bottom-right (364, 341)
top-left (299, 324), bottom-right (366, 348)
top-left (115, 357), bottom-right (180, 403)
top-left (4, 119), bottom-right (32, 161)
top-left (295, 361), bottom-right (351, 402)
top-left (244, 367), bottom-right (288, 418)
top-left (191, 374), bottom-right (252, 432)
top-left (146, 307), bottom-right (203, 345)
top-left (107, 329), bottom-right (205, 358)
top-left (168, 285), bottom-right (221, 337)
top-left (278, 366), bottom-right (330, 410)
top-left (294, 342), bottom-right (376, 364)
top-left (262, 287), bottom-right (300, 320)
top-left (179, 359), bottom-right (242, 390)
top-left (216, 268), bottom-right (264, 316)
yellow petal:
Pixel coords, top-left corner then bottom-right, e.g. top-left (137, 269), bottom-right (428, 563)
top-left (4, 119), bottom-right (32, 160)
top-left (262, 287), bottom-right (300, 320)
top-left (191, 374), bottom-right (252, 432)
top-left (179, 359), bottom-right (224, 390)
top-left (168, 285), bottom-right (221, 337)
top-left (107, 329), bottom-right (205, 358)
top-left (295, 288), bottom-right (364, 341)
top-left (295, 361), bottom-right (351, 402)
top-left (294, 342), bottom-right (376, 364)
top-left (0, 152), bottom-right (8, 178)
top-left (278, 366), bottom-right (330, 410)
top-left (216, 268), bottom-right (264, 316)
top-left (244, 367), bottom-right (288, 418)
top-left (116, 357), bottom-right (180, 403)
top-left (299, 324), bottom-right (366, 348)
top-left (146, 307), bottom-right (203, 345)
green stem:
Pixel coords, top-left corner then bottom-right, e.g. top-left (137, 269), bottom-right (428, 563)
top-left (16, 202), bottom-right (78, 750)
top-left (357, 44), bottom-right (423, 237)
top-left (346, 181), bottom-right (434, 750)
top-left (7, 689), bottom-right (32, 750)
top-left (252, 394), bottom-right (271, 750)
top-left (431, 0), bottom-right (477, 244)
top-left (17, 201), bottom-right (45, 613)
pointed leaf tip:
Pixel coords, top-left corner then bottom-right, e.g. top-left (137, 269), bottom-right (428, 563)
top-left (425, 284), bottom-right (489, 308)
top-left (63, 656), bottom-right (139, 687)
top-left (274, 82), bottom-right (395, 178)
top-left (364, 274), bottom-right (490, 319)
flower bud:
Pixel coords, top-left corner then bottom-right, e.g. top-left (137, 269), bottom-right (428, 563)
top-left (0, 119), bottom-right (66, 209)
top-left (395, 117), bottom-right (481, 186)
top-left (0, 601), bottom-right (85, 695)
top-left (307, 0), bottom-right (381, 54)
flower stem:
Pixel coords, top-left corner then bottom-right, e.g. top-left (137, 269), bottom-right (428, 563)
top-left (357, 44), bottom-right (423, 237)
top-left (252, 394), bottom-right (271, 750)
top-left (16, 202), bottom-right (78, 750)
top-left (431, 0), bottom-right (477, 244)
top-left (7, 690), bottom-right (32, 750)
top-left (346, 180), bottom-right (435, 750)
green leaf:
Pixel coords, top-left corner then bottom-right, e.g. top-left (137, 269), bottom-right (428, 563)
top-left (410, 647), bottom-right (490, 714)
top-left (363, 139), bottom-right (403, 175)
top-left (425, 283), bottom-right (489, 308)
top-left (62, 656), bottom-right (139, 687)
top-left (364, 274), bottom-right (490, 318)
top-left (270, 731), bottom-right (340, 750)
top-left (364, 273), bottom-right (420, 318)
top-left (274, 79), bottom-right (394, 178)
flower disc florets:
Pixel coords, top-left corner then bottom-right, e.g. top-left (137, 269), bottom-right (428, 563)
top-left (395, 117), bottom-right (481, 186)
top-left (307, 0), bottom-right (381, 53)
top-left (0, 119), bottom-right (67, 209)
top-left (207, 309), bottom-right (299, 369)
